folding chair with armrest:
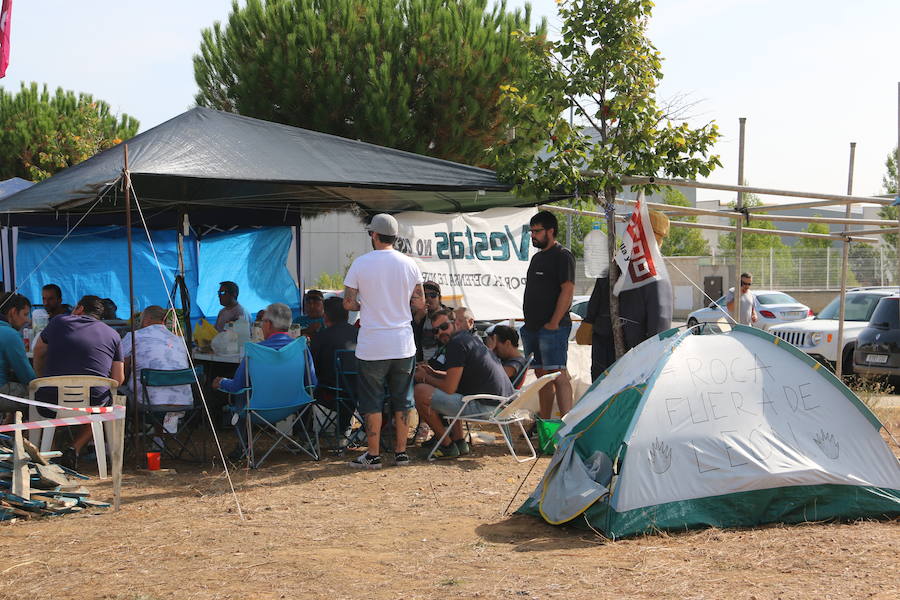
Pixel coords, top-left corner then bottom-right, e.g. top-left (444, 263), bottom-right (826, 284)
top-left (313, 349), bottom-right (365, 451)
top-left (426, 372), bottom-right (560, 463)
top-left (511, 353), bottom-right (534, 389)
top-left (139, 365), bottom-right (205, 461)
top-left (224, 339), bottom-right (319, 468)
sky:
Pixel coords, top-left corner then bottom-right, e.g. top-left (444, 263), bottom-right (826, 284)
top-left (3, 0), bottom-right (899, 203)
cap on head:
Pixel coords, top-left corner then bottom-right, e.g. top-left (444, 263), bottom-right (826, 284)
top-left (366, 213), bottom-right (399, 237)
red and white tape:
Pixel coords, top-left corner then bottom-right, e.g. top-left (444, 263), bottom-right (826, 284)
top-left (0, 392), bottom-right (119, 413)
top-left (0, 407), bottom-right (125, 433)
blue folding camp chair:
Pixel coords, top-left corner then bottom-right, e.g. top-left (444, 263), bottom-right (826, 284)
top-left (225, 338), bottom-right (318, 468)
top-left (313, 349), bottom-right (364, 452)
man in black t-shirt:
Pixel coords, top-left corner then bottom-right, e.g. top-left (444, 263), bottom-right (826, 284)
top-left (486, 324), bottom-right (528, 387)
top-left (413, 309), bottom-right (513, 459)
top-left (522, 210), bottom-right (575, 419)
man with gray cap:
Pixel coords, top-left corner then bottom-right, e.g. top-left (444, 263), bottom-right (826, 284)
top-left (343, 213), bottom-right (425, 469)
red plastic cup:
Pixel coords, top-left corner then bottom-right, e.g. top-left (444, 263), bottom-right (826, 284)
top-left (146, 451), bottom-right (161, 471)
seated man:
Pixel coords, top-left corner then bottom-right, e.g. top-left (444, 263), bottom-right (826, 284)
top-left (485, 324), bottom-right (528, 384)
top-left (213, 302), bottom-right (315, 460)
top-left (413, 308), bottom-right (513, 459)
top-left (412, 281), bottom-right (448, 362)
top-left (121, 305), bottom-right (191, 408)
top-left (310, 297), bottom-right (358, 440)
top-left (453, 306), bottom-right (478, 336)
top-left (215, 280), bottom-right (249, 333)
top-left (295, 289), bottom-right (325, 336)
top-left (32, 295), bottom-right (125, 468)
top-left (0, 293), bottom-right (37, 417)
top-left (41, 283), bottom-right (71, 320)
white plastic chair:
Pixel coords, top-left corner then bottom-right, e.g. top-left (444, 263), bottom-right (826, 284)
top-left (27, 376), bottom-right (124, 479)
top-left (427, 372), bottom-right (560, 463)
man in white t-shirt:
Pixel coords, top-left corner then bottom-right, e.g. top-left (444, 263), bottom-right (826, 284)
top-left (723, 272), bottom-right (758, 326)
top-left (343, 213), bottom-right (424, 469)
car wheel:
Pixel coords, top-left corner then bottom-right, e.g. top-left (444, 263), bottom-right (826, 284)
top-left (687, 317), bottom-right (699, 332)
top-left (841, 345), bottom-right (855, 377)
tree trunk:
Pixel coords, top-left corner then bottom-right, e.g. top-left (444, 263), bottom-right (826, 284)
top-left (603, 187), bottom-right (626, 358)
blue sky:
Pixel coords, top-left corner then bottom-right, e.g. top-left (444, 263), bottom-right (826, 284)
top-left (3, 1), bottom-right (899, 201)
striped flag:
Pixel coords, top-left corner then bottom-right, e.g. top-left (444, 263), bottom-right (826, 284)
top-left (613, 191), bottom-right (669, 296)
top-left (0, 0), bottom-right (11, 78)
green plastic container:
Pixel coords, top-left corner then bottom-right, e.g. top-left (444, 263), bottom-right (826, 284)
top-left (536, 418), bottom-right (564, 454)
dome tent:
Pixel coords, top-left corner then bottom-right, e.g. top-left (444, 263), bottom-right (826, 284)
top-left (518, 325), bottom-right (900, 539)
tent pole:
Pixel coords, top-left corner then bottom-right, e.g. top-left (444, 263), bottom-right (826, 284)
top-left (295, 215), bottom-right (303, 304)
top-left (124, 145), bottom-right (141, 470)
top-left (896, 82), bottom-right (900, 322)
top-left (177, 209), bottom-right (193, 351)
top-left (734, 118), bottom-right (746, 325)
top-left (835, 142), bottom-right (856, 379)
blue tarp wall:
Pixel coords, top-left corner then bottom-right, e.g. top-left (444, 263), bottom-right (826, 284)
top-left (15, 226), bottom-right (299, 322)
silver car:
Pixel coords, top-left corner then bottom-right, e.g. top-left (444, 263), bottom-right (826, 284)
top-left (687, 289), bottom-right (812, 331)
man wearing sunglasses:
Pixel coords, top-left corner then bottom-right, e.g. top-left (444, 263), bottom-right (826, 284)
top-left (214, 280), bottom-right (249, 333)
top-left (412, 281), bottom-right (447, 363)
top-left (413, 308), bottom-right (513, 459)
top-left (724, 272), bottom-right (758, 326)
top-left (522, 210), bottom-right (575, 419)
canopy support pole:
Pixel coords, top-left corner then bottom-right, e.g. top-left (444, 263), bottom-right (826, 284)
top-left (124, 145), bottom-right (141, 470)
top-left (835, 142), bottom-right (856, 379)
top-left (294, 214), bottom-right (303, 305)
top-left (733, 118), bottom-right (746, 325)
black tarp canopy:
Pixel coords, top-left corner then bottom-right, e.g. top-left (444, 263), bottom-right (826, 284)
top-left (0, 107), bottom-right (527, 227)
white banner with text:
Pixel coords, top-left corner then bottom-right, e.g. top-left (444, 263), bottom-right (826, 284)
top-left (395, 207), bottom-right (537, 320)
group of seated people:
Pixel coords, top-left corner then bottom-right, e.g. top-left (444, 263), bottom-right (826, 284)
top-left (0, 277), bottom-right (532, 468)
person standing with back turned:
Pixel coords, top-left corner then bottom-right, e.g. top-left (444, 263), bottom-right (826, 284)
top-left (522, 210), bottom-right (576, 419)
top-left (343, 214), bottom-right (425, 469)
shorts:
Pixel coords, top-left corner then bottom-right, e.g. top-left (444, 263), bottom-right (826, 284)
top-left (430, 388), bottom-right (499, 418)
top-left (520, 325), bottom-right (571, 371)
top-left (356, 356), bottom-right (415, 415)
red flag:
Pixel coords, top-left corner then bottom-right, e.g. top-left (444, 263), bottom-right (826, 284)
top-left (0, 0), bottom-right (12, 78)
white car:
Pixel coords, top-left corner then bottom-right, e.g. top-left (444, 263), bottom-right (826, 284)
top-left (687, 289), bottom-right (812, 331)
top-left (769, 287), bottom-right (897, 374)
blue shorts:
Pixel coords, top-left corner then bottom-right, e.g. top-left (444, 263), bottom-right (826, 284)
top-left (356, 356), bottom-right (415, 415)
top-left (430, 389), bottom-right (498, 418)
top-left (520, 325), bottom-right (571, 371)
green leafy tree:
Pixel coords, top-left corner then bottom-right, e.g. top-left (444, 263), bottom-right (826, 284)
top-left (194, 0), bottom-right (547, 166)
top-left (879, 148), bottom-right (898, 251)
top-left (660, 187), bottom-right (709, 256)
top-left (0, 82), bottom-right (138, 182)
top-left (848, 243), bottom-right (879, 287)
top-left (488, 0), bottom-right (720, 355)
top-left (795, 216), bottom-right (831, 250)
top-left (717, 194), bottom-right (786, 252)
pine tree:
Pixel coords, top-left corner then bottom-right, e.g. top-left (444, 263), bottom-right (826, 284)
top-left (0, 82), bottom-right (138, 181)
top-left (193, 0), bottom-right (547, 166)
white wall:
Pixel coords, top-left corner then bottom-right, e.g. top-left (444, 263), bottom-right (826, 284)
top-left (288, 211), bottom-right (371, 291)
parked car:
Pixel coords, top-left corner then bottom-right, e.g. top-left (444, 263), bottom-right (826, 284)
top-left (687, 289), bottom-right (812, 331)
top-left (853, 295), bottom-right (900, 379)
top-left (476, 295), bottom-right (591, 343)
top-left (770, 287), bottom-right (896, 374)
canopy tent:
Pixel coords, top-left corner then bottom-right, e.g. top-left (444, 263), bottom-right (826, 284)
top-left (0, 106), bottom-right (527, 228)
top-left (0, 177), bottom-right (33, 201)
top-left (518, 325), bottom-right (900, 538)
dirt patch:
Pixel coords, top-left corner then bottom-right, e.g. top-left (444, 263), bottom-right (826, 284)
top-left (1, 428), bottom-right (898, 600)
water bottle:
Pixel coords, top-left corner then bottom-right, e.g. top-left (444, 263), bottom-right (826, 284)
top-left (583, 222), bottom-right (609, 278)
top-left (31, 309), bottom-right (49, 339)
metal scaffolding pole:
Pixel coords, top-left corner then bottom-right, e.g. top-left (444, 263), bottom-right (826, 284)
top-left (734, 118), bottom-right (746, 324)
top-left (835, 142), bottom-right (856, 379)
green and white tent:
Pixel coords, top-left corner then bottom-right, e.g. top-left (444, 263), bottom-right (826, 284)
top-left (518, 325), bottom-right (900, 538)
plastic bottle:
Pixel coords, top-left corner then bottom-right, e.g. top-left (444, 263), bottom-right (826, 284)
top-left (31, 309), bottom-right (49, 340)
top-left (22, 327), bottom-right (32, 353)
top-left (583, 222), bottom-right (609, 278)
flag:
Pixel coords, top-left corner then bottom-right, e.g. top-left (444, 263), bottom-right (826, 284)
top-left (0, 0), bottom-right (11, 78)
top-left (613, 191), bottom-right (669, 296)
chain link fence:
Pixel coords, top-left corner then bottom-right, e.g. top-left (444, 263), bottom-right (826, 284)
top-left (704, 246), bottom-right (898, 289)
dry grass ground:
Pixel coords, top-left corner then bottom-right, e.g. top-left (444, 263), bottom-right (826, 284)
top-left (1, 408), bottom-right (898, 600)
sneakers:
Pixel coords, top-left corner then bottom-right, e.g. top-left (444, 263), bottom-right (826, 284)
top-left (348, 452), bottom-right (383, 470)
top-left (394, 452), bottom-right (412, 467)
top-left (455, 439), bottom-right (471, 456)
top-left (57, 446), bottom-right (79, 470)
top-left (412, 423), bottom-right (431, 444)
top-left (430, 442), bottom-right (460, 460)
top-left (420, 436), bottom-right (440, 449)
